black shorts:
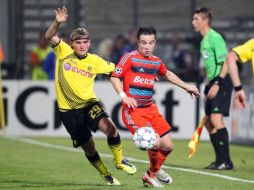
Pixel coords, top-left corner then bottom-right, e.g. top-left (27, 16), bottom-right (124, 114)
top-left (204, 75), bottom-right (233, 116)
top-left (60, 101), bottom-right (109, 147)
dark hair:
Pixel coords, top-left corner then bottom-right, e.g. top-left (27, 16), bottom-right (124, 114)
top-left (137, 26), bottom-right (156, 40)
top-left (193, 7), bottom-right (213, 25)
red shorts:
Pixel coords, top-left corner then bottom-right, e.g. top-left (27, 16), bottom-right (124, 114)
top-left (122, 103), bottom-right (171, 137)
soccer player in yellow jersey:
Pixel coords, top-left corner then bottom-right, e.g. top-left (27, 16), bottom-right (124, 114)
top-left (222, 39), bottom-right (254, 109)
top-left (45, 6), bottom-right (136, 186)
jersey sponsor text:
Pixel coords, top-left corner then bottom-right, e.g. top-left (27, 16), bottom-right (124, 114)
top-left (133, 76), bottom-right (154, 85)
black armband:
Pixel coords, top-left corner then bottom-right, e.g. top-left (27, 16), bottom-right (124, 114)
top-left (234, 85), bottom-right (242, 91)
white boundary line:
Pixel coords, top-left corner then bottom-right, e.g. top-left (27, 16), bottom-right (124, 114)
top-left (7, 137), bottom-right (254, 184)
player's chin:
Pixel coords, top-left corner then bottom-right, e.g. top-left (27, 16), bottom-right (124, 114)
top-left (193, 27), bottom-right (199, 32)
top-left (144, 52), bottom-right (151, 57)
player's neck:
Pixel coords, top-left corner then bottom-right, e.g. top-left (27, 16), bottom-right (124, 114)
top-left (200, 26), bottom-right (211, 37)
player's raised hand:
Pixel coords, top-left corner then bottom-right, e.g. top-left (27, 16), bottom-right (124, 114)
top-left (186, 85), bottom-right (200, 98)
top-left (54, 6), bottom-right (68, 23)
top-left (122, 96), bottom-right (137, 109)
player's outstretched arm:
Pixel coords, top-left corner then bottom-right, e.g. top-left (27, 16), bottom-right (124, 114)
top-left (110, 76), bottom-right (137, 108)
top-left (164, 70), bottom-right (200, 98)
top-left (45, 6), bottom-right (68, 46)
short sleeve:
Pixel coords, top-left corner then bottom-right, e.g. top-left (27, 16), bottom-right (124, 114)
top-left (93, 55), bottom-right (115, 75)
top-left (233, 39), bottom-right (254, 63)
top-left (158, 60), bottom-right (167, 76)
top-left (213, 35), bottom-right (227, 63)
top-left (111, 53), bottom-right (132, 78)
top-left (53, 40), bottom-right (73, 59)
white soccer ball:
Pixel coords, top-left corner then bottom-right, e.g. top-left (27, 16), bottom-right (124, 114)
top-left (133, 127), bottom-right (157, 150)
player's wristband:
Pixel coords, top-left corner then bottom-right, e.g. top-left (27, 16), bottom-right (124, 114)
top-left (213, 76), bottom-right (223, 86)
top-left (234, 85), bottom-right (242, 91)
top-left (119, 92), bottom-right (127, 99)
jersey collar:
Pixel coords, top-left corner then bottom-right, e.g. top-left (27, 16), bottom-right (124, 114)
top-left (74, 52), bottom-right (88, 60)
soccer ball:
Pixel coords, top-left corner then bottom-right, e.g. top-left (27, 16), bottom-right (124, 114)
top-left (133, 127), bottom-right (157, 150)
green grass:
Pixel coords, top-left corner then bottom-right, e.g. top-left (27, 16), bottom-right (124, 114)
top-left (0, 136), bottom-right (253, 190)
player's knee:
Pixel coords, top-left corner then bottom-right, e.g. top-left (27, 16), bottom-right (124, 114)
top-left (104, 122), bottom-right (118, 137)
top-left (107, 126), bottom-right (118, 137)
top-left (99, 118), bottom-right (118, 137)
top-left (161, 146), bottom-right (173, 153)
top-left (210, 114), bottom-right (224, 127)
top-left (160, 140), bottom-right (174, 152)
top-left (167, 142), bottom-right (174, 151)
top-left (83, 149), bottom-right (96, 157)
top-left (204, 118), bottom-right (213, 132)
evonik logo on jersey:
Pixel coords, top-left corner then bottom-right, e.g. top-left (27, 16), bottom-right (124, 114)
top-left (64, 63), bottom-right (93, 78)
top-left (133, 76), bottom-right (154, 85)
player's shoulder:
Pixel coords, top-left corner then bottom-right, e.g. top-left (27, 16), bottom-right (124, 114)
top-left (89, 53), bottom-right (113, 65)
top-left (54, 39), bottom-right (67, 47)
top-left (118, 50), bottom-right (139, 64)
top-left (53, 40), bottom-right (73, 58)
top-left (89, 53), bottom-right (99, 58)
top-left (244, 39), bottom-right (254, 46)
top-left (209, 29), bottom-right (223, 39)
top-left (207, 30), bottom-right (225, 46)
top-left (149, 55), bottom-right (163, 64)
top-left (132, 50), bottom-right (140, 55)
top-left (88, 53), bottom-right (105, 61)
top-left (125, 50), bottom-right (139, 58)
top-left (54, 40), bottom-right (72, 51)
top-left (233, 39), bottom-right (254, 52)
top-left (150, 54), bottom-right (160, 60)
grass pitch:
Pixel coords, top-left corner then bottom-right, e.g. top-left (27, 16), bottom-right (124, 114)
top-left (0, 136), bottom-right (253, 190)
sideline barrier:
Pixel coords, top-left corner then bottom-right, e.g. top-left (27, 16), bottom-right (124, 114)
top-left (2, 80), bottom-right (200, 139)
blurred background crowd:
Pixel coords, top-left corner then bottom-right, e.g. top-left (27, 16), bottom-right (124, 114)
top-left (0, 0), bottom-right (254, 85)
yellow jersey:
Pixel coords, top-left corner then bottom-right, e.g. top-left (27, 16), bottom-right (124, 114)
top-left (53, 40), bottom-right (115, 110)
top-left (233, 39), bottom-right (254, 74)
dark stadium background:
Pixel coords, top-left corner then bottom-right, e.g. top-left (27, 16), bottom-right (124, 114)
top-left (0, 0), bottom-right (254, 80)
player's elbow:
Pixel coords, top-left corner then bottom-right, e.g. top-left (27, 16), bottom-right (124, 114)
top-left (164, 70), bottom-right (173, 81)
top-left (110, 76), bottom-right (119, 83)
top-left (45, 33), bottom-right (51, 41)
